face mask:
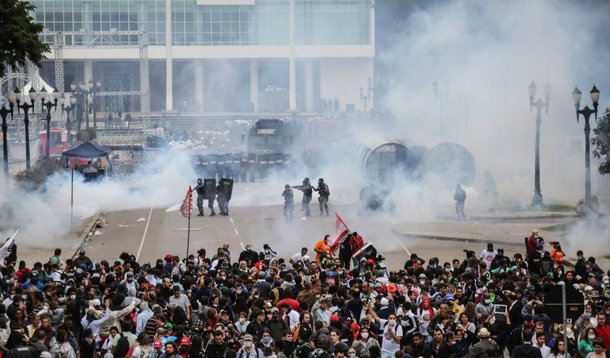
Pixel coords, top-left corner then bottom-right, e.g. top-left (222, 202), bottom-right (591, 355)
top-left (244, 341), bottom-right (253, 348)
top-left (589, 335), bottom-right (596, 340)
top-left (361, 332), bottom-right (369, 339)
top-left (420, 280), bottom-right (426, 285)
top-left (69, 295), bottom-right (76, 300)
top-left (484, 299), bottom-right (490, 305)
top-left (261, 337), bottom-right (272, 345)
top-left (388, 319), bottom-right (396, 327)
top-left (236, 289), bottom-right (242, 294)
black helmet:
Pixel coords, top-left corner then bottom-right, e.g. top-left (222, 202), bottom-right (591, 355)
top-left (318, 178), bottom-right (324, 183)
top-left (285, 184), bottom-right (290, 189)
top-left (303, 177), bottom-right (310, 183)
top-left (197, 178), bottom-right (203, 184)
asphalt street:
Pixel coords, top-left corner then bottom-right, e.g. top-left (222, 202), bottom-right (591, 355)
top-left (73, 202), bottom-right (582, 270)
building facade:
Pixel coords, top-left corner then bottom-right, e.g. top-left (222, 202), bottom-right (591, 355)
top-left (32, 0), bottom-right (375, 114)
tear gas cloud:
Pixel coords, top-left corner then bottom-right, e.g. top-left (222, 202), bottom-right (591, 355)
top-left (1, 0), bottom-right (609, 258)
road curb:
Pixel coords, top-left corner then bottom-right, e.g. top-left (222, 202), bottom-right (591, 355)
top-left (70, 212), bottom-right (104, 260)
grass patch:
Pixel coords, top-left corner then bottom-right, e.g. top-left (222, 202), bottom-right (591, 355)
top-left (539, 222), bottom-right (577, 232)
top-left (544, 204), bottom-right (576, 212)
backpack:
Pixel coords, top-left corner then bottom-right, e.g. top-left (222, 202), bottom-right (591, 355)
top-left (114, 333), bottom-right (130, 358)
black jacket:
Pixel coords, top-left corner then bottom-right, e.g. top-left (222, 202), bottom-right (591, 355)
top-left (510, 343), bottom-right (542, 358)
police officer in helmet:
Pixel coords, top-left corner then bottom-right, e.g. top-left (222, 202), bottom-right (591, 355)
top-left (314, 178), bottom-right (330, 216)
top-left (195, 178), bottom-right (205, 216)
top-left (292, 177), bottom-right (313, 217)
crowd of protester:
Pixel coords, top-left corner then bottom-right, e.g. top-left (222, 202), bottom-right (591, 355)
top-left (0, 229), bottom-right (609, 358)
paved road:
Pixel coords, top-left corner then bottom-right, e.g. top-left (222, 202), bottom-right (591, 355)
top-left (74, 201), bottom-right (584, 270)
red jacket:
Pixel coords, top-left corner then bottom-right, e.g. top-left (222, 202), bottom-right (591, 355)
top-left (595, 323), bottom-right (610, 349)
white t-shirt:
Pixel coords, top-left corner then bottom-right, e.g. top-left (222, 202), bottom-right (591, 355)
top-left (480, 249), bottom-right (497, 268)
top-left (379, 319), bottom-right (402, 354)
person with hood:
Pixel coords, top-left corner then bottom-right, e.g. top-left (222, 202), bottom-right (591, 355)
top-left (119, 272), bottom-right (138, 296)
top-left (267, 308), bottom-right (288, 343)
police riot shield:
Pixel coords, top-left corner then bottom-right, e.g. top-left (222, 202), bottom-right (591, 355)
top-left (219, 178), bottom-right (234, 201)
top-left (203, 179), bottom-right (217, 200)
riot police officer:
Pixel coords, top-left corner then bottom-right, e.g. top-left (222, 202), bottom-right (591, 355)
top-left (293, 177), bottom-right (313, 216)
top-left (314, 178), bottom-right (330, 216)
top-left (282, 184), bottom-right (294, 223)
top-left (217, 180), bottom-right (232, 216)
top-left (195, 178), bottom-right (205, 216)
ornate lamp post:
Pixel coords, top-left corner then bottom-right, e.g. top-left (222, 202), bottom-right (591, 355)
top-left (528, 81), bottom-right (552, 207)
top-left (0, 98), bottom-right (14, 179)
top-left (88, 80), bottom-right (102, 128)
top-left (40, 88), bottom-right (61, 159)
top-left (62, 95), bottom-right (77, 142)
top-left (572, 85), bottom-right (600, 205)
top-left (9, 87), bottom-right (38, 170)
top-left (360, 78), bottom-right (373, 117)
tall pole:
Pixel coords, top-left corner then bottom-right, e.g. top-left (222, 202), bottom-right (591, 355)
top-left (71, 168), bottom-right (74, 230)
top-left (186, 214), bottom-right (191, 258)
top-left (16, 100), bottom-right (36, 171)
top-left (529, 82), bottom-right (551, 207)
top-left (0, 105), bottom-right (13, 180)
top-left (165, 0), bottom-right (173, 112)
top-left (573, 85), bottom-right (600, 207)
top-left (532, 100), bottom-right (544, 206)
top-left (288, 0), bottom-right (296, 112)
top-left (561, 283), bottom-right (568, 354)
top-left (42, 98), bottom-right (59, 159)
top-left (576, 106), bottom-right (596, 204)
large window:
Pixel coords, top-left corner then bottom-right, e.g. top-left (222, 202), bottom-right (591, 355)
top-left (31, 0), bottom-right (371, 47)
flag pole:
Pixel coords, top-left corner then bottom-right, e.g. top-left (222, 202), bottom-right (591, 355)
top-left (186, 214), bottom-right (191, 258)
top-left (70, 168), bottom-right (74, 230)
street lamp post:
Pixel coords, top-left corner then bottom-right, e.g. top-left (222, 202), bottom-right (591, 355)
top-left (360, 78), bottom-right (373, 116)
top-left (62, 96), bottom-right (77, 142)
top-left (88, 80), bottom-right (102, 128)
top-left (572, 85), bottom-right (601, 205)
top-left (0, 102), bottom-right (14, 179)
top-left (71, 82), bottom-right (89, 130)
top-left (528, 81), bottom-right (552, 207)
top-left (40, 88), bottom-right (61, 159)
top-left (10, 88), bottom-right (38, 171)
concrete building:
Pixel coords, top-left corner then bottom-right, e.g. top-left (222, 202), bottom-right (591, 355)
top-left (32, 0), bottom-right (375, 114)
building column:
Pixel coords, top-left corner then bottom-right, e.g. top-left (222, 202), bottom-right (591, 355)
top-left (194, 61), bottom-right (204, 112)
top-left (288, 0), bottom-right (296, 112)
top-left (304, 60), bottom-right (314, 112)
top-left (84, 60), bottom-right (93, 85)
top-left (250, 60), bottom-right (259, 112)
top-left (137, 0), bottom-right (148, 33)
top-left (165, 0), bottom-right (173, 112)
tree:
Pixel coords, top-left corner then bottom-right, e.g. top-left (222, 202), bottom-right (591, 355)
top-left (592, 107), bottom-right (609, 175)
top-left (0, 0), bottom-right (49, 78)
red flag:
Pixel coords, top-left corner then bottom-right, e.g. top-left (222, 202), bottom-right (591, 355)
top-left (180, 186), bottom-right (193, 218)
top-left (328, 212), bottom-right (350, 253)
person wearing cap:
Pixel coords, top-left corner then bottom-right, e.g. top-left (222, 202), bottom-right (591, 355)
top-left (73, 250), bottom-right (93, 269)
top-left (469, 327), bottom-right (500, 358)
top-left (177, 336), bottom-right (191, 357)
top-left (236, 333), bottom-right (264, 358)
